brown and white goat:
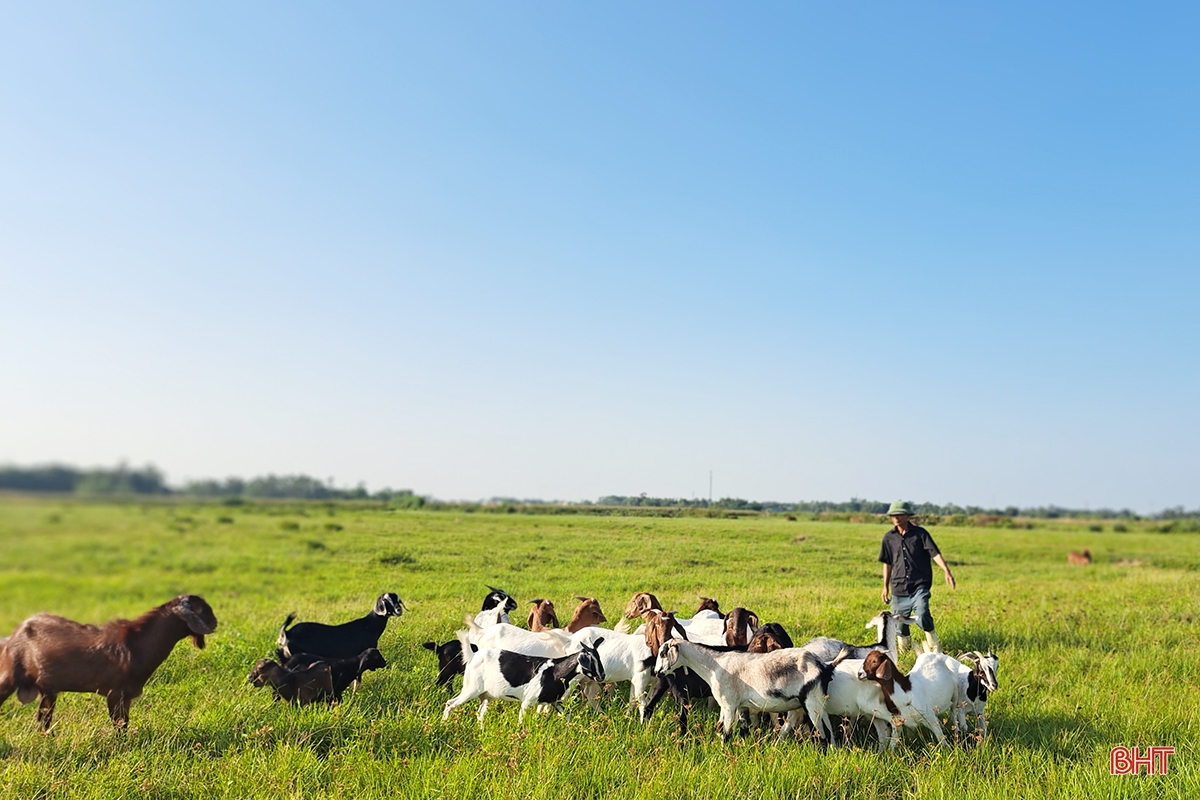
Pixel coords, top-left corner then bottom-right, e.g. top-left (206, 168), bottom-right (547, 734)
top-left (526, 598), bottom-right (560, 631)
top-left (1068, 549), bottom-right (1092, 565)
top-left (723, 607), bottom-right (760, 647)
top-left (746, 622), bottom-right (793, 653)
top-left (0, 595), bottom-right (218, 729)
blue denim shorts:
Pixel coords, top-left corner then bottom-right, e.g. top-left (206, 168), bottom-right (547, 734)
top-left (890, 587), bottom-right (935, 635)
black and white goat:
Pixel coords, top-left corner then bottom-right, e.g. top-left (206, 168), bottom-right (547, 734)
top-left (442, 637), bottom-right (606, 724)
top-left (277, 592), bottom-right (405, 659)
top-left (952, 650), bottom-right (999, 738)
top-left (473, 586), bottom-right (518, 628)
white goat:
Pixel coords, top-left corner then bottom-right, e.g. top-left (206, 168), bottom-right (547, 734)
top-left (464, 617), bottom-right (571, 658)
top-left (799, 611), bottom-right (914, 664)
top-left (566, 626), bottom-right (655, 714)
top-left (653, 638), bottom-right (831, 744)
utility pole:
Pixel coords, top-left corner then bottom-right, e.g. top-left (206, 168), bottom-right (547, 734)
top-left (709, 470), bottom-right (713, 505)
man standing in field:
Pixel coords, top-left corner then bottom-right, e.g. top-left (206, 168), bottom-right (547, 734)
top-left (879, 500), bottom-right (956, 654)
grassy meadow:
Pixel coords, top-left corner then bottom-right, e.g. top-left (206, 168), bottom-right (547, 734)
top-left (0, 497), bottom-right (1196, 799)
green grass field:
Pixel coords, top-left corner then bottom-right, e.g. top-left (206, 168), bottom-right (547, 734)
top-left (0, 498), bottom-right (1196, 799)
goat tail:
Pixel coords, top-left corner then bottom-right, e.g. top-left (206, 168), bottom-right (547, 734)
top-left (276, 613), bottom-right (298, 653)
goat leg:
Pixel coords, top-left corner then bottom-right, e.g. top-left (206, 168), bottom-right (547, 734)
top-left (106, 692), bottom-right (131, 728)
top-left (36, 693), bottom-right (57, 730)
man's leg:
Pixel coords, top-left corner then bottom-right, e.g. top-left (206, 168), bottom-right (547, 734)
top-left (912, 588), bottom-right (940, 653)
top-left (890, 593), bottom-right (916, 653)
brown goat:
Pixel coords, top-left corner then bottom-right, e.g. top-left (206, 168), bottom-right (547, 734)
top-left (723, 607), bottom-right (760, 647)
top-left (247, 659), bottom-right (334, 705)
top-left (526, 598), bottom-right (560, 631)
top-left (1068, 549), bottom-right (1092, 566)
top-left (859, 650), bottom-right (911, 716)
top-left (0, 594), bottom-right (218, 729)
top-left (565, 597), bottom-right (607, 633)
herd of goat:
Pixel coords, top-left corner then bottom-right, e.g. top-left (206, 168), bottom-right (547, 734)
top-left (0, 585), bottom-right (999, 750)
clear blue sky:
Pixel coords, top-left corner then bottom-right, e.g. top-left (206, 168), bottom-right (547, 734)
top-left (2, 3), bottom-right (1197, 512)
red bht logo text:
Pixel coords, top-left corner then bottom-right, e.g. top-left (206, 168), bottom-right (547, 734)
top-left (1111, 746), bottom-right (1174, 775)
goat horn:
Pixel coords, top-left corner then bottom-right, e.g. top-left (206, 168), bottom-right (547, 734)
top-left (527, 598), bottom-right (544, 605)
top-left (573, 595), bottom-right (590, 601)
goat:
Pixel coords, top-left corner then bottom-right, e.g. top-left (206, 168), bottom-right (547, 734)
top-left (526, 598), bottom-right (560, 631)
top-left (565, 627), bottom-right (655, 714)
top-left (464, 617), bottom-right (571, 658)
top-left (653, 638), bottom-right (832, 745)
top-left (248, 658), bottom-right (334, 705)
top-left (0, 595), bottom-right (218, 729)
top-left (747, 623), bottom-right (793, 653)
top-left (1068, 550), bottom-right (1092, 566)
top-left (422, 639), bottom-right (465, 687)
top-left (474, 586), bottom-right (518, 627)
top-left (952, 650), bottom-right (999, 738)
top-left (521, 638), bottom-right (606, 720)
top-left (442, 638), bottom-right (606, 724)
top-left (565, 596), bottom-right (607, 632)
top-left (278, 592), bottom-right (404, 660)
top-left (723, 607), bottom-right (760, 646)
top-left (614, 591), bottom-right (662, 633)
top-left (854, 650), bottom-right (952, 748)
top-left (798, 611), bottom-right (914, 663)
top-left (280, 648), bottom-right (388, 700)
top-left (807, 656), bottom-right (893, 750)
top-left (637, 610), bottom-right (713, 733)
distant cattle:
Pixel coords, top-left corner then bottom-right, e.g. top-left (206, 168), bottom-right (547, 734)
top-left (1068, 550), bottom-right (1092, 566)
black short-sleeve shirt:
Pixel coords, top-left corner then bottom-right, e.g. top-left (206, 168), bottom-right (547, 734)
top-left (878, 524), bottom-right (942, 595)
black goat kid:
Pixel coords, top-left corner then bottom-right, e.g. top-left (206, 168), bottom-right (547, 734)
top-left (278, 592), bottom-right (405, 659)
top-left (280, 648), bottom-right (388, 700)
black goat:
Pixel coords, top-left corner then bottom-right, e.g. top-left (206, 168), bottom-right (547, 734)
top-left (278, 592), bottom-right (405, 659)
top-left (422, 639), bottom-right (465, 687)
top-left (280, 647), bottom-right (388, 700)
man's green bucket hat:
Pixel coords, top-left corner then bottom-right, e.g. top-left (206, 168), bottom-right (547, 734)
top-left (887, 500), bottom-right (915, 516)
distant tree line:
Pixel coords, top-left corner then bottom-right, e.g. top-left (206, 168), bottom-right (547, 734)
top-left (0, 463), bottom-right (1193, 519)
top-left (595, 494), bottom-right (1162, 520)
top-left (0, 464), bottom-right (423, 508)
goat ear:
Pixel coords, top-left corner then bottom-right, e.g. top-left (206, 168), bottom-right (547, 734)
top-left (875, 658), bottom-right (893, 681)
top-left (176, 596), bottom-right (217, 637)
top-left (422, 641), bottom-right (437, 652)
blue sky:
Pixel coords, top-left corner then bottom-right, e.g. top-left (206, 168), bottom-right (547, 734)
top-left (2, 3), bottom-right (1197, 511)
